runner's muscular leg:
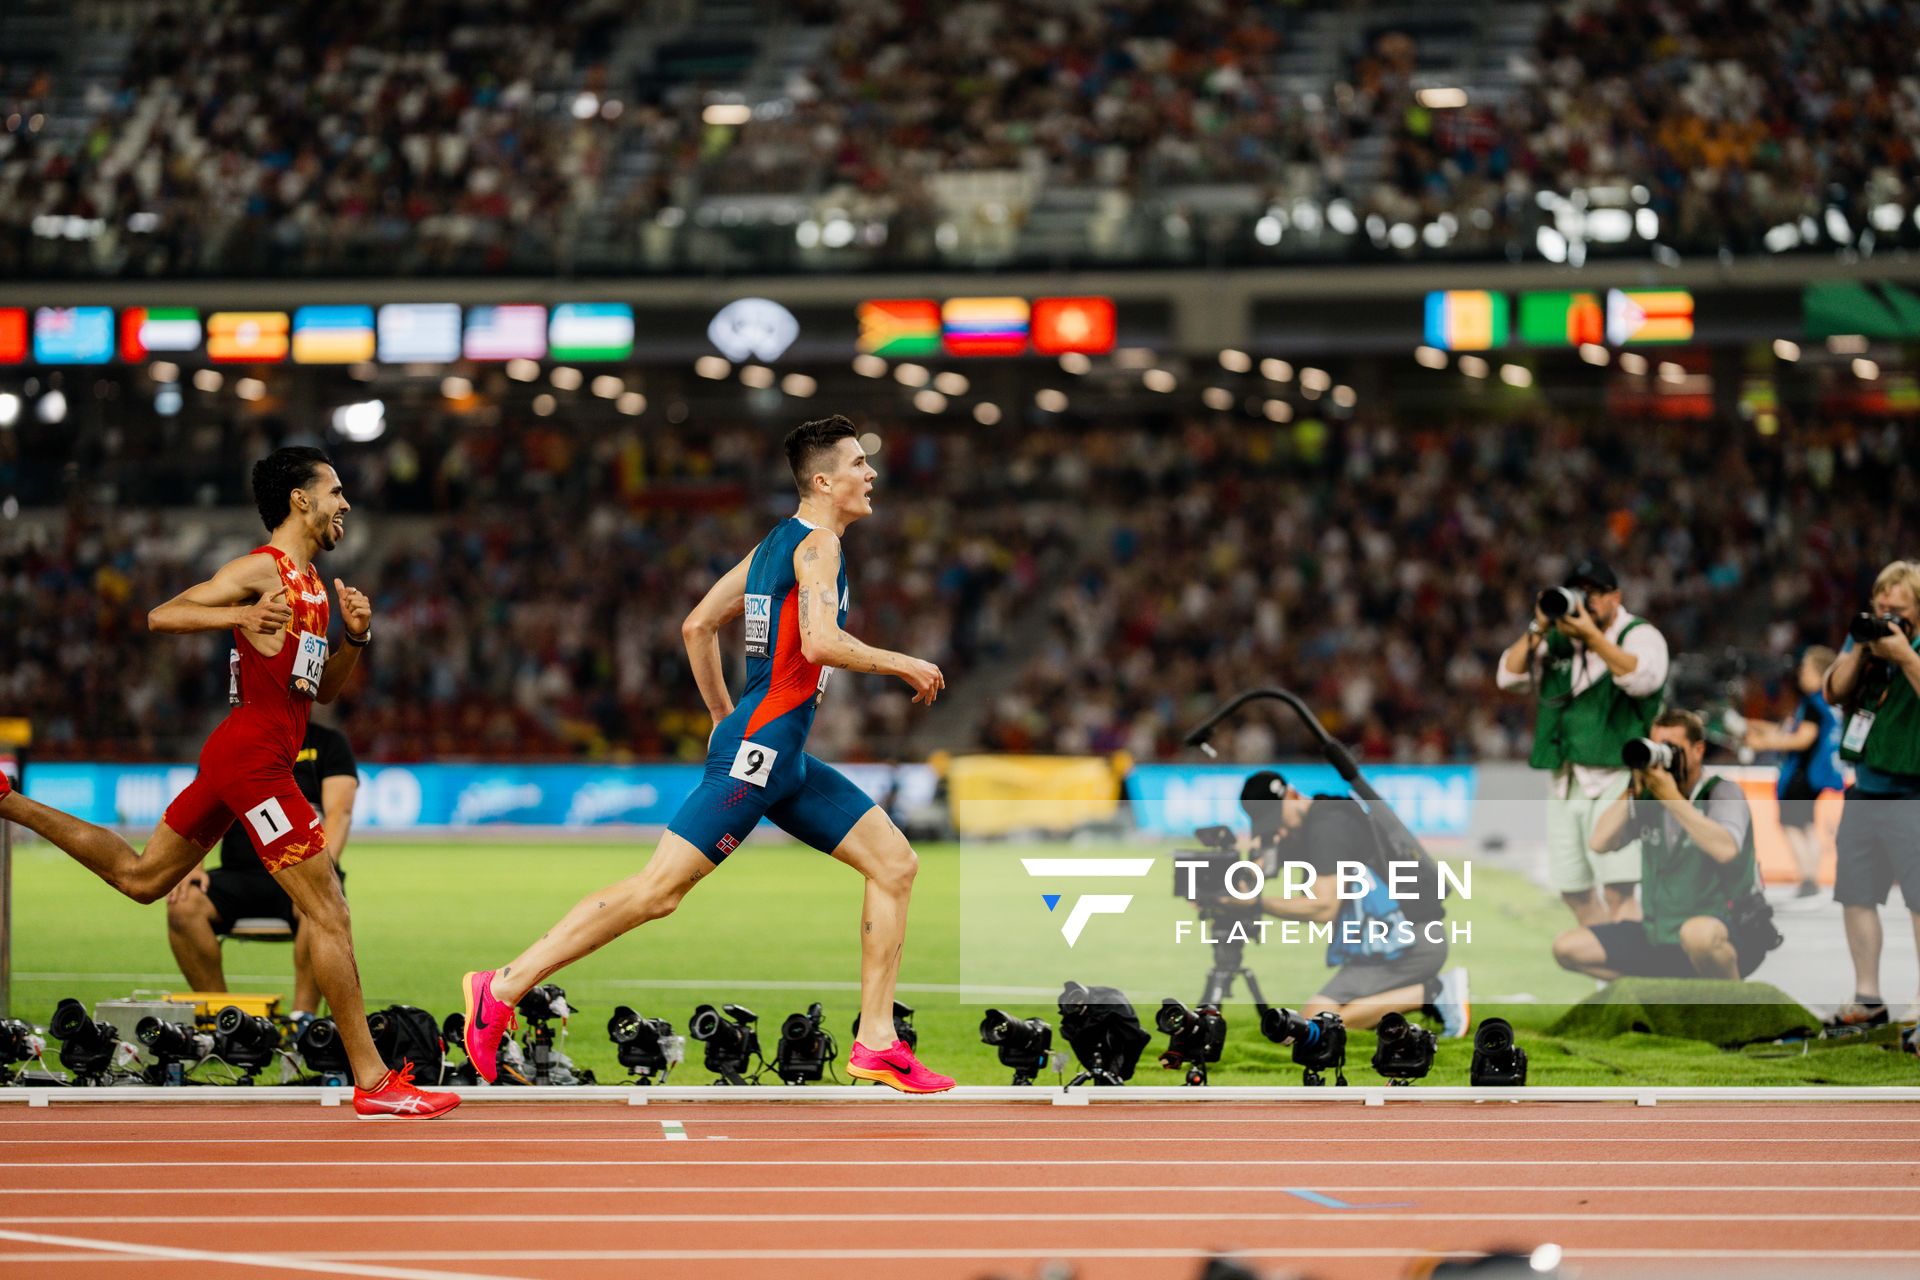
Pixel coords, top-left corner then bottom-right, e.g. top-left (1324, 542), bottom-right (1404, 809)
top-left (0, 791), bottom-right (206, 904)
top-left (491, 830), bottom-right (716, 1007)
top-left (272, 853), bottom-right (387, 1090)
top-left (831, 806), bottom-right (918, 1051)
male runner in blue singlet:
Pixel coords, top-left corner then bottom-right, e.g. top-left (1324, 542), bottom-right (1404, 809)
top-left (459, 416), bottom-right (954, 1090)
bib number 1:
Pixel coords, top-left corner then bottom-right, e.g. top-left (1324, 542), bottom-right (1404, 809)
top-left (729, 741), bottom-right (779, 788)
top-left (289, 631), bottom-right (327, 700)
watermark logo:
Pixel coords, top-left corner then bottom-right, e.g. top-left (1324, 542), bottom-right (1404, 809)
top-left (1020, 857), bottom-right (1156, 947)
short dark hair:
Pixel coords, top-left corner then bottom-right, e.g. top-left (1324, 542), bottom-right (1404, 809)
top-left (1652, 708), bottom-right (1705, 745)
top-left (784, 415), bottom-right (857, 496)
top-left (251, 447), bottom-right (334, 532)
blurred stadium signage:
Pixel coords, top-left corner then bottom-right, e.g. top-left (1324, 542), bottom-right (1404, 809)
top-left (858, 295), bottom-right (1115, 358)
top-left (119, 308), bottom-right (202, 360)
top-left (1423, 288), bottom-right (1696, 350)
top-left (463, 305), bottom-right (548, 361)
top-left (207, 311), bottom-right (289, 363)
top-left (707, 298), bottom-right (800, 362)
top-left (376, 303), bottom-right (462, 363)
top-left (549, 303), bottom-right (636, 361)
top-left (291, 306), bottom-right (377, 364)
top-left (1128, 764), bottom-right (1476, 838)
top-left (31, 307), bottom-right (114, 364)
top-left (0, 308), bottom-right (26, 363)
top-left (1803, 281), bottom-right (1920, 338)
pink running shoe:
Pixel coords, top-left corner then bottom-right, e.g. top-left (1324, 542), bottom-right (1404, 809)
top-left (848, 1039), bottom-right (955, 1093)
top-left (460, 970), bottom-right (516, 1084)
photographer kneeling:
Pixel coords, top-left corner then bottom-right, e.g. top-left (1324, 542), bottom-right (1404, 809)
top-left (1242, 773), bottom-right (1470, 1036)
top-left (1553, 710), bottom-right (1772, 982)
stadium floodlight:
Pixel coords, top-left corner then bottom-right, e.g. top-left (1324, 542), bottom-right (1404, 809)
top-left (933, 372), bottom-right (969, 396)
top-left (607, 1005), bottom-right (682, 1084)
top-left (703, 103), bottom-right (752, 126)
top-left (689, 1003), bottom-right (761, 1086)
top-left (1155, 999), bottom-right (1226, 1086)
top-left (972, 402), bottom-right (1002, 425)
top-left (0, 393), bottom-right (18, 427)
top-left (1202, 387), bottom-right (1234, 411)
top-left (892, 362), bottom-right (929, 387)
top-left (1058, 352), bottom-right (1092, 375)
top-left (978, 1008), bottom-right (1054, 1085)
top-left (1853, 358), bottom-right (1880, 381)
top-left (1143, 369), bottom-right (1176, 393)
top-left (34, 389), bottom-right (66, 424)
top-left (1773, 339), bottom-right (1801, 362)
top-left (912, 389), bottom-right (946, 414)
top-left (773, 1002), bottom-right (837, 1085)
top-left (1470, 1017), bottom-right (1529, 1086)
top-left (531, 394), bottom-right (556, 417)
top-left (1415, 87), bottom-right (1468, 109)
top-left (1370, 1012), bottom-right (1437, 1085)
top-left (1057, 981), bottom-right (1151, 1087)
top-left (780, 374), bottom-right (816, 398)
top-left (331, 400), bottom-right (386, 441)
top-left (1218, 349), bottom-right (1252, 373)
top-left (617, 391), bottom-right (647, 415)
top-left (1035, 389), bottom-right (1067, 413)
top-left (1414, 346), bottom-right (1448, 370)
top-left (1458, 355), bottom-right (1490, 379)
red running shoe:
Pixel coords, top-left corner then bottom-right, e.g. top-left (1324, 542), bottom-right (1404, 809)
top-left (848, 1039), bottom-right (955, 1093)
top-left (460, 969), bottom-right (515, 1084)
top-left (353, 1062), bottom-right (460, 1120)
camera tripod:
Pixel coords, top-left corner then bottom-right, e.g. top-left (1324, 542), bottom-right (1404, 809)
top-left (1198, 924), bottom-right (1270, 1010)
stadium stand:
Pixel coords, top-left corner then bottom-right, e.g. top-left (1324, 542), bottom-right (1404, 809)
top-left (7, 0), bottom-right (1916, 278)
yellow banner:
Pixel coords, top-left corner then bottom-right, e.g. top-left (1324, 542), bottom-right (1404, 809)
top-left (948, 755), bottom-right (1123, 837)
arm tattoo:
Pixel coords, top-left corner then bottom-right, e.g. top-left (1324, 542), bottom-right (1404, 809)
top-left (797, 585), bottom-right (811, 634)
top-left (802, 545), bottom-right (819, 565)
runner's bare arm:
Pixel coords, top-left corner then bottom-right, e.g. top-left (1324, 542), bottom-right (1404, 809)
top-left (793, 530), bottom-right (945, 704)
top-left (683, 551), bottom-right (754, 722)
top-left (148, 552), bottom-right (288, 635)
top-left (317, 578), bottom-right (371, 704)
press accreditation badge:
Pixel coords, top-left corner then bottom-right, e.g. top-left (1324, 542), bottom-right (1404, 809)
top-left (1842, 710), bottom-right (1875, 753)
top-left (288, 631), bottom-right (327, 700)
top-left (729, 740), bottom-right (779, 788)
top-left (744, 594), bottom-right (771, 658)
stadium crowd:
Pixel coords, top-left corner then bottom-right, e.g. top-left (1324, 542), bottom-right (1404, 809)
top-left (6, 0), bottom-right (1917, 277)
top-left (3, 409), bottom-right (1909, 764)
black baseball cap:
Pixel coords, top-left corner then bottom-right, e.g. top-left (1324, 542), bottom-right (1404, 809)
top-left (1565, 557), bottom-right (1618, 592)
top-left (1240, 769), bottom-right (1289, 836)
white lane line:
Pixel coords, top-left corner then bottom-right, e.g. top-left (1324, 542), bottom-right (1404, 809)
top-left (6, 1158), bottom-right (1916, 1169)
top-left (2, 1248), bottom-right (1910, 1264)
top-left (6, 1184), bottom-right (1916, 1197)
top-left (4, 1212), bottom-right (1918, 1226)
top-left (0, 1228), bottom-right (520, 1280)
top-left (14, 1134), bottom-right (1917, 1146)
top-left (6, 1114), bottom-right (1916, 1127)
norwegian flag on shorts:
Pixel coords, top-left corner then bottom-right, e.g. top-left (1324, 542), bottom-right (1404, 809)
top-left (717, 833), bottom-right (740, 856)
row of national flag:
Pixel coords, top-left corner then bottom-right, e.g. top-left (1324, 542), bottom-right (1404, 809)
top-left (0, 304), bottom-right (640, 365)
top-left (1424, 289), bottom-right (1695, 350)
top-left (858, 296), bottom-right (1117, 358)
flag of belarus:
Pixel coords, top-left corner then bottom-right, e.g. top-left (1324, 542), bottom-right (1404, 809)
top-left (120, 308), bottom-right (202, 361)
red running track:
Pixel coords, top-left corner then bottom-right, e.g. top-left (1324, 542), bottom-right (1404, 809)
top-left (2, 1100), bottom-right (1918, 1280)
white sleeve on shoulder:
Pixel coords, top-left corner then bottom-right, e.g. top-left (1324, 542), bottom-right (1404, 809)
top-left (1495, 657), bottom-right (1534, 692)
top-left (1615, 621), bottom-right (1670, 698)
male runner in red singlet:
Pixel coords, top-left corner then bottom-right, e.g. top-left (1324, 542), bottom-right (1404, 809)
top-left (0, 448), bottom-right (457, 1118)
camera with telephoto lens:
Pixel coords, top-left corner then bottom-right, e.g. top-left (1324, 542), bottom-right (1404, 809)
top-left (1538, 585), bottom-right (1586, 620)
top-left (1470, 1017), bottom-right (1528, 1086)
top-left (774, 1002), bottom-right (836, 1085)
top-left (51, 997), bottom-right (123, 1082)
top-left (979, 1008), bottom-right (1054, 1085)
top-left (293, 1015), bottom-right (352, 1085)
top-left (1259, 1005), bottom-right (1347, 1086)
top-left (850, 1000), bottom-right (918, 1053)
top-left (0, 1018), bottom-right (39, 1082)
top-left (690, 1003), bottom-right (760, 1085)
top-left (1371, 1011), bottom-right (1436, 1084)
top-left (1057, 981), bottom-right (1151, 1087)
top-left (607, 1006), bottom-right (682, 1084)
top-left (1621, 737), bottom-right (1677, 771)
top-left (1155, 998), bottom-right (1226, 1086)
top-left (214, 1005), bottom-right (282, 1077)
top-left (135, 1016), bottom-right (212, 1085)
top-left (1851, 611), bottom-right (1915, 645)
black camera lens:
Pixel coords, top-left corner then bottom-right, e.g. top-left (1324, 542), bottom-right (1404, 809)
top-left (1155, 998), bottom-right (1191, 1037)
top-left (608, 1005), bottom-right (641, 1045)
top-left (1474, 1018), bottom-right (1514, 1055)
top-left (781, 1009), bottom-right (820, 1042)
top-left (135, 1016), bottom-right (200, 1060)
top-left (689, 1005), bottom-right (721, 1041)
top-left (1538, 586), bottom-right (1582, 619)
top-left (50, 997), bottom-right (91, 1041)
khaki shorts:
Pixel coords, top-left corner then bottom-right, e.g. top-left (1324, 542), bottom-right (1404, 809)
top-left (1545, 771), bottom-right (1641, 894)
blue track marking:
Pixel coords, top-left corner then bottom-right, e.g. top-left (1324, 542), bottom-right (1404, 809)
top-left (1283, 1188), bottom-right (1414, 1210)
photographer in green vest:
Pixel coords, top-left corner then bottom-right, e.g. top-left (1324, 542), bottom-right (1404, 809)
top-left (1823, 559), bottom-right (1920, 1030)
top-left (1553, 709), bottom-right (1774, 981)
top-left (1498, 557), bottom-right (1669, 925)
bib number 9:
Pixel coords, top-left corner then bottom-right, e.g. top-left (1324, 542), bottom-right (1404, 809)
top-left (729, 741), bottom-right (780, 788)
